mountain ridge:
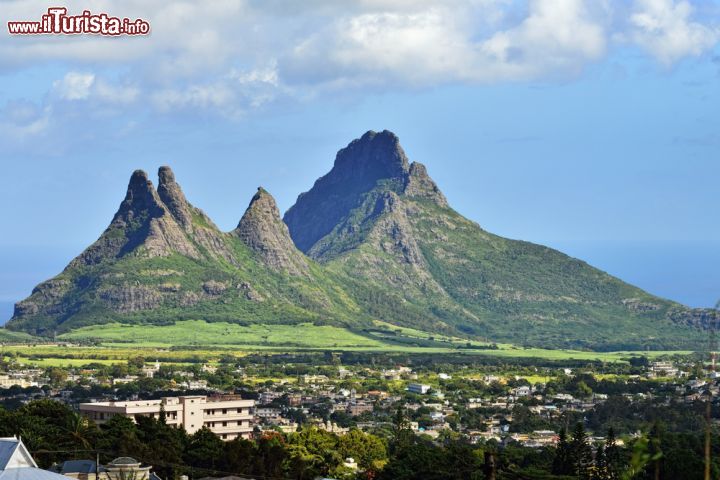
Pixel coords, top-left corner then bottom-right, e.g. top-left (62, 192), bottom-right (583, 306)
top-left (7, 131), bottom-right (717, 349)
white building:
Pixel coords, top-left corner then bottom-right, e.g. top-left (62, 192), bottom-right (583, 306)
top-left (0, 375), bottom-right (37, 389)
top-left (649, 361), bottom-right (679, 378)
top-left (407, 383), bottom-right (431, 394)
top-left (0, 437), bottom-right (73, 480)
top-left (511, 386), bottom-right (532, 397)
top-left (80, 395), bottom-right (255, 440)
top-left (141, 361), bottom-right (161, 378)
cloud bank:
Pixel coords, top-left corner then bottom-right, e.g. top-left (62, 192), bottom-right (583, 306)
top-left (0, 0), bottom-right (718, 130)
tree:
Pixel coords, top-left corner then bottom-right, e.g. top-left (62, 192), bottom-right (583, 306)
top-left (254, 431), bottom-right (288, 478)
top-left (135, 414), bottom-right (187, 479)
top-left (645, 423), bottom-right (663, 480)
top-left (552, 427), bottom-right (573, 475)
top-left (98, 415), bottom-right (147, 461)
top-left (46, 367), bottom-right (68, 386)
top-left (127, 356), bottom-right (146, 370)
top-left (391, 403), bottom-right (413, 453)
top-left (184, 427), bottom-right (224, 473)
top-left (222, 437), bottom-right (256, 476)
top-left (593, 443), bottom-right (611, 480)
top-left (338, 428), bottom-right (387, 472)
top-left (569, 423), bottom-right (593, 479)
top-left (604, 427), bottom-right (621, 479)
top-left (286, 427), bottom-right (342, 478)
top-left (61, 411), bottom-right (99, 450)
top-left (576, 380), bottom-right (593, 398)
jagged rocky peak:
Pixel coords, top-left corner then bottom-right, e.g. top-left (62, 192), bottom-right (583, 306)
top-left (332, 129), bottom-right (410, 185)
top-left (71, 168), bottom-right (202, 267)
top-left (235, 187), bottom-right (309, 275)
top-left (157, 166), bottom-right (219, 232)
top-left (115, 169), bottom-right (166, 222)
top-left (284, 129), bottom-right (415, 253)
top-left (404, 162), bottom-right (448, 207)
top-left (157, 165), bottom-right (193, 228)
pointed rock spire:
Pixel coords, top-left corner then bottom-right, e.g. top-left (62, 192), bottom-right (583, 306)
top-left (114, 169), bottom-right (166, 223)
top-left (157, 166), bottom-right (193, 229)
top-left (404, 162), bottom-right (448, 207)
top-left (235, 187), bottom-right (309, 275)
top-left (71, 169), bottom-right (201, 266)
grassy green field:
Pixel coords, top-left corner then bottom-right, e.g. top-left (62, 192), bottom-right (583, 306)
top-left (58, 320), bottom-right (388, 349)
top-left (0, 320), bottom-right (695, 369)
top-left (0, 320), bottom-right (688, 368)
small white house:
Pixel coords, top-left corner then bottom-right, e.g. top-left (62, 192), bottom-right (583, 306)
top-left (0, 437), bottom-right (73, 480)
top-left (511, 386), bottom-right (532, 397)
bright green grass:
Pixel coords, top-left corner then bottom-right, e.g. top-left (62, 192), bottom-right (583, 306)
top-left (59, 320), bottom-right (388, 348)
top-left (13, 357), bottom-right (121, 367)
top-left (371, 320), bottom-right (490, 346)
top-left (51, 320), bottom-right (694, 363)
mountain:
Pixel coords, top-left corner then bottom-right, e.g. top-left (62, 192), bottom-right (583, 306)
top-left (284, 130), bottom-right (716, 350)
top-left (8, 167), bottom-right (363, 336)
top-left (7, 132), bottom-right (717, 349)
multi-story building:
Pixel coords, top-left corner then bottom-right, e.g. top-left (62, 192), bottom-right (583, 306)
top-left (0, 374), bottom-right (37, 388)
top-left (80, 395), bottom-right (255, 440)
top-left (407, 383), bottom-right (431, 394)
top-left (346, 402), bottom-right (373, 416)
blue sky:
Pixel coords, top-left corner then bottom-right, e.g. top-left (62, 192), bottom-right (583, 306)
top-left (1, 0), bottom-right (720, 322)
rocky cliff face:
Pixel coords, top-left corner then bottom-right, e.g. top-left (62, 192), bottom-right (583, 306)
top-left (234, 187), bottom-right (309, 276)
top-left (284, 130), bottom-right (412, 253)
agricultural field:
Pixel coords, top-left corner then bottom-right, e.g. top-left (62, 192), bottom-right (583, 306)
top-left (58, 320), bottom-right (387, 349)
top-left (0, 320), bottom-right (695, 368)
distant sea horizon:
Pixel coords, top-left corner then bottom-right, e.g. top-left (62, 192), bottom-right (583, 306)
top-left (0, 301), bottom-right (13, 326)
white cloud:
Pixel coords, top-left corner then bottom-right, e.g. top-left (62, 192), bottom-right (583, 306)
top-left (628, 0), bottom-right (719, 65)
top-left (93, 79), bottom-right (140, 104)
top-left (283, 0), bottom-right (612, 86)
top-left (0, 0), bottom-right (718, 123)
top-left (53, 72), bottom-right (95, 100)
top-left (479, 0), bottom-right (609, 79)
top-left (151, 64), bottom-right (283, 115)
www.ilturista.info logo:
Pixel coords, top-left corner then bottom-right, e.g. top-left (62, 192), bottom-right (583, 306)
top-left (8, 7), bottom-right (150, 35)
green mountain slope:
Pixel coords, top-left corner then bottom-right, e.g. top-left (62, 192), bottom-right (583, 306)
top-left (284, 130), bottom-right (716, 350)
top-left (8, 168), bottom-right (365, 336)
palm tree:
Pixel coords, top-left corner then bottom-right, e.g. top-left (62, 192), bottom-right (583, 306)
top-left (61, 411), bottom-right (97, 451)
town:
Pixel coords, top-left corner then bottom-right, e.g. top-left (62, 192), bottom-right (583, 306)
top-left (1, 349), bottom-right (718, 479)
